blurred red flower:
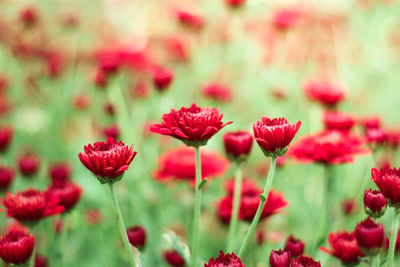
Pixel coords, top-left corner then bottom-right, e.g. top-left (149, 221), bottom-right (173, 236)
top-left (0, 125), bottom-right (13, 152)
top-left (303, 79), bottom-right (345, 108)
top-left (48, 161), bottom-right (72, 182)
top-left (0, 165), bottom-right (15, 191)
top-left (320, 231), bottom-right (364, 264)
top-left (47, 180), bottom-right (82, 212)
top-left (202, 83), bottom-right (232, 102)
top-left (17, 153), bottom-right (40, 177)
top-left (126, 225), bottom-right (146, 250)
top-left (284, 235), bottom-right (304, 257)
top-left (355, 217), bottom-right (384, 255)
top-left (163, 249), bottom-right (185, 267)
top-left (174, 9), bottom-right (204, 31)
top-left (269, 249), bottom-right (291, 267)
top-left (323, 111), bottom-right (355, 132)
top-left (291, 256), bottom-right (321, 267)
top-left (223, 130), bottom-right (253, 162)
top-left (273, 8), bottom-right (301, 31)
top-left (152, 66), bottom-right (174, 92)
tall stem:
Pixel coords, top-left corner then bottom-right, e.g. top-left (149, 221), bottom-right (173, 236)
top-left (387, 208), bottom-right (400, 267)
top-left (190, 146), bottom-right (202, 267)
top-left (27, 243), bottom-right (36, 267)
top-left (376, 253), bottom-right (380, 267)
top-left (108, 183), bottom-right (137, 267)
top-left (60, 214), bottom-right (68, 266)
top-left (226, 162), bottom-right (243, 251)
top-left (238, 157), bottom-right (276, 257)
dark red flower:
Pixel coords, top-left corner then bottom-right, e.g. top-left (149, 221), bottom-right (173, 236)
top-left (364, 189), bottom-right (387, 218)
top-left (17, 153), bottom-right (40, 177)
top-left (35, 254), bottom-right (48, 267)
top-left (323, 111), bottom-right (355, 132)
top-left (202, 83), bottom-right (232, 102)
top-left (253, 117), bottom-right (301, 157)
top-left (47, 180), bottom-right (82, 211)
top-left (48, 161), bottom-right (71, 182)
top-left (127, 225), bottom-right (146, 250)
top-left (223, 131), bottom-right (253, 162)
top-left (224, 0), bottom-right (246, 9)
top-left (103, 102), bottom-right (115, 116)
top-left (205, 251), bottom-right (244, 267)
top-left (290, 256), bottom-right (321, 267)
top-left (152, 66), bottom-right (174, 92)
top-left (355, 217), bottom-right (384, 255)
top-left (371, 166), bottom-right (400, 207)
top-left (360, 117), bottom-right (381, 131)
top-left (0, 229), bottom-right (35, 265)
top-left (290, 130), bottom-right (367, 164)
top-left (163, 249), bottom-right (185, 267)
top-left (321, 231), bottom-right (364, 264)
top-left (175, 9), bottom-right (204, 31)
top-left (341, 198), bottom-right (357, 216)
top-left (154, 147), bottom-right (228, 184)
top-left (103, 124), bottom-right (120, 139)
top-left (303, 79), bottom-right (345, 107)
top-left (78, 137), bottom-right (137, 184)
top-left (269, 249), bottom-right (291, 267)
top-left (3, 188), bottom-right (64, 222)
top-left (0, 166), bottom-right (15, 190)
top-left (0, 125), bottom-right (13, 152)
top-left (273, 8), bottom-right (301, 31)
top-left (150, 104), bottom-right (232, 147)
top-left (20, 6), bottom-right (39, 26)
top-left (284, 235), bottom-right (304, 257)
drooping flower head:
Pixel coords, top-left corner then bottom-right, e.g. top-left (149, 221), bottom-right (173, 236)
top-left (205, 251), bottom-right (244, 267)
top-left (284, 235), bottom-right (304, 257)
top-left (269, 249), bottom-right (291, 267)
top-left (0, 229), bottom-right (35, 265)
top-left (323, 111), bottom-right (355, 132)
top-left (127, 225), bottom-right (146, 250)
top-left (253, 117), bottom-right (301, 157)
top-left (364, 189), bottom-right (387, 218)
top-left (163, 249), bottom-right (185, 267)
top-left (321, 231), bottom-right (364, 264)
top-left (150, 104), bottom-right (232, 147)
top-left (78, 137), bottom-right (137, 184)
top-left (303, 79), bottom-right (345, 108)
top-left (46, 180), bottom-right (82, 212)
top-left (355, 217), bottom-right (384, 255)
top-left (223, 131), bottom-right (253, 162)
top-left (371, 166), bottom-right (400, 208)
top-left (0, 125), bottom-right (13, 152)
top-left (290, 256), bottom-right (321, 267)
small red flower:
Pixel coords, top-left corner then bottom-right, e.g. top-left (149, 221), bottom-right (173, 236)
top-left (303, 79), bottom-right (345, 108)
top-left (341, 198), bottom-right (357, 216)
top-left (202, 83), bottom-right (232, 103)
top-left (366, 128), bottom-right (386, 147)
top-left (103, 124), bottom-right (120, 139)
top-left (364, 189), bottom-right (387, 218)
top-left (17, 153), bottom-right (40, 177)
top-left (323, 111), bottom-right (355, 132)
top-left (35, 254), bottom-right (48, 267)
top-left (269, 249), bottom-right (291, 267)
top-left (20, 6), bottom-right (39, 26)
top-left (72, 93), bottom-right (91, 110)
top-left (48, 161), bottom-right (71, 182)
top-left (78, 137), bottom-right (137, 184)
top-left (321, 231), bottom-right (364, 264)
top-left (273, 8), bottom-right (301, 32)
top-left (93, 68), bottom-right (108, 88)
top-left (0, 166), bottom-right (15, 190)
top-left (150, 104), bottom-right (232, 147)
top-left (3, 188), bottom-right (65, 222)
top-left (205, 251), bottom-right (244, 267)
top-left (175, 9), bottom-right (204, 31)
top-left (163, 249), bottom-right (185, 267)
top-left (0, 229), bottom-right (35, 265)
top-left (165, 37), bottom-right (189, 62)
top-left (132, 80), bottom-right (149, 99)
top-left (290, 256), bottom-right (321, 267)
top-left (284, 235), bottom-right (304, 257)
top-left (223, 131), bottom-right (253, 162)
top-left (0, 125), bottom-right (13, 152)
top-left (104, 102), bottom-right (115, 116)
top-left (355, 217), bottom-right (384, 255)
top-left (152, 66), bottom-right (174, 92)
top-left (84, 209), bottom-right (102, 225)
top-left (371, 166), bottom-right (400, 207)
top-left (47, 180), bottom-right (82, 211)
top-left (126, 225), bottom-right (146, 250)
top-left (253, 117), bottom-right (301, 157)
top-left (360, 116), bottom-right (381, 131)
top-left (224, 0), bottom-right (246, 9)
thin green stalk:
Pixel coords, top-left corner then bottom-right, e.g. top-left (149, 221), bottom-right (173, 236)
top-left (190, 146), bottom-right (202, 267)
top-left (387, 208), bottom-right (400, 267)
top-left (27, 242), bottom-right (36, 267)
top-left (238, 157), bottom-right (277, 257)
top-left (60, 214), bottom-right (68, 266)
top-left (226, 162), bottom-right (243, 251)
top-left (369, 255), bottom-right (374, 267)
top-left (376, 253), bottom-right (381, 267)
top-left (108, 183), bottom-right (137, 267)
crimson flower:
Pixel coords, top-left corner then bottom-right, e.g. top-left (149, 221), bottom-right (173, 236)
top-left (323, 111), bottom-right (354, 132)
top-left (253, 117), bottom-right (301, 157)
top-left (152, 66), bottom-right (174, 92)
top-left (364, 189), bottom-right (387, 218)
top-left (0, 229), bottom-right (35, 265)
top-left (46, 180), bottom-right (82, 211)
top-left (0, 125), bottom-right (13, 152)
top-left (20, 6), bottom-right (38, 26)
top-left (290, 256), bottom-right (321, 267)
top-left (366, 128), bottom-right (386, 147)
top-left (3, 188), bottom-right (64, 222)
top-left (320, 231), bottom-right (364, 264)
top-left (35, 254), bottom-right (48, 267)
top-left (17, 153), bottom-right (40, 177)
top-left (150, 104), bottom-right (232, 147)
top-left (165, 37), bottom-right (189, 62)
top-left (0, 166), bottom-right (15, 190)
top-left (163, 249), bottom-right (185, 267)
top-left (48, 162), bottom-right (71, 182)
top-left (385, 129), bottom-right (400, 148)
top-left (202, 83), bottom-right (232, 103)
top-left (355, 217), bottom-right (384, 255)
top-left (224, 0), bottom-right (246, 9)
top-left (103, 124), bottom-right (120, 139)
top-left (303, 79), bottom-right (345, 108)
top-left (78, 137), bottom-right (137, 184)
top-left (290, 130), bottom-right (367, 164)
top-left (174, 9), bottom-right (204, 31)
top-left (223, 131), bottom-right (253, 162)
top-left (284, 235), bottom-right (304, 257)
top-left (205, 251), bottom-right (244, 267)
top-left (269, 249), bottom-right (291, 267)
top-left (126, 225), bottom-right (146, 250)
top-left (273, 8), bottom-right (301, 32)
top-left (371, 166), bottom-right (400, 207)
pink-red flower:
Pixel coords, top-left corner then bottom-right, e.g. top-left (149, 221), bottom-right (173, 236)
top-left (126, 225), bottom-right (146, 250)
top-left (290, 256), bottom-right (321, 267)
top-left (303, 79), bottom-right (345, 108)
top-left (163, 249), bottom-right (185, 267)
top-left (0, 229), bottom-right (35, 265)
top-left (366, 128), bottom-right (386, 147)
top-left (205, 251), bottom-right (244, 267)
top-left (223, 131), bottom-right (253, 162)
top-left (253, 117), bottom-right (301, 157)
top-left (174, 9), bottom-right (204, 31)
top-left (273, 8), bottom-right (301, 32)
top-left (321, 231), bottom-right (364, 264)
top-left (0, 166), bottom-right (15, 190)
top-left (103, 124), bottom-right (120, 139)
top-left (0, 125), bottom-right (13, 152)
top-left (78, 137), bottom-right (137, 184)
top-left (152, 66), bottom-right (174, 92)
top-left (202, 83), bottom-right (232, 103)
top-left (364, 189), bottom-right (387, 218)
top-left (284, 235), bottom-right (304, 257)
top-left (150, 104), bottom-right (232, 146)
top-left (17, 153), bottom-right (41, 177)
top-left (48, 161), bottom-right (71, 182)
top-left (269, 249), bottom-right (291, 267)
top-left (371, 166), bottom-right (400, 207)
top-left (323, 111), bottom-right (355, 132)
top-left (46, 180), bottom-right (82, 211)
top-left (355, 217), bottom-right (384, 255)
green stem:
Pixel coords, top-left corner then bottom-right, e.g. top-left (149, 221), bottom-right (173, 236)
top-left (370, 255), bottom-right (374, 267)
top-left (27, 242), bottom-right (36, 267)
top-left (108, 183), bottom-right (137, 267)
top-left (387, 208), bottom-right (400, 267)
top-left (190, 146), bottom-right (202, 267)
top-left (238, 157), bottom-right (277, 257)
top-left (376, 253), bottom-right (381, 267)
top-left (226, 162), bottom-right (243, 251)
top-left (60, 214), bottom-right (68, 266)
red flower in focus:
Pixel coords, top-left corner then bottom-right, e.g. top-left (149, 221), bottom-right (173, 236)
top-left (284, 235), bottom-right (304, 257)
top-left (20, 6), bottom-right (39, 26)
top-left (323, 111), bottom-right (355, 132)
top-left (273, 8), bottom-right (301, 31)
top-left (371, 166), bottom-right (400, 207)
top-left (205, 251), bottom-right (244, 267)
top-left (150, 104), bottom-right (232, 147)
top-left (224, 0), bottom-right (246, 9)
top-left (290, 130), bottom-right (367, 164)
top-left (269, 249), bottom-right (291, 267)
top-left (202, 83), bottom-right (232, 102)
top-left (3, 188), bottom-right (64, 222)
top-left (364, 189), bottom-right (387, 218)
top-left (223, 131), bottom-right (253, 162)
top-left (78, 137), bottom-right (137, 184)
top-left (0, 125), bottom-right (13, 152)
top-left (0, 165), bottom-right (14, 190)
top-left (0, 229), bottom-right (35, 265)
top-left (103, 124), bottom-right (120, 139)
top-left (127, 225), bottom-right (146, 250)
top-left (355, 217), bottom-right (384, 255)
top-left (154, 147), bottom-right (228, 184)
top-left (17, 153), bottom-right (40, 177)
top-left (152, 66), bottom-right (174, 92)
top-left (174, 9), bottom-right (204, 31)
top-left (47, 180), bottom-right (82, 211)
top-left (321, 231), bottom-right (364, 264)
top-left (163, 249), bottom-right (185, 267)
top-left (35, 254), bottom-right (48, 267)
top-left (253, 117), bottom-right (301, 157)
top-left (341, 198), bottom-right (357, 216)
top-left (48, 161), bottom-right (71, 182)
top-left (290, 256), bottom-right (321, 267)
top-left (303, 79), bottom-right (345, 108)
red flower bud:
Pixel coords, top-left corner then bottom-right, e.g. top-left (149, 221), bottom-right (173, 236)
top-left (364, 189), bottom-right (386, 218)
top-left (20, 6), bottom-right (39, 26)
top-left (323, 111), bottom-right (355, 132)
top-left (223, 131), bottom-right (253, 162)
top-left (127, 225), bottom-right (146, 250)
top-left (152, 66), bottom-right (174, 92)
top-left (269, 249), bottom-right (291, 267)
top-left (342, 198), bottom-right (357, 215)
top-left (0, 166), bottom-right (15, 190)
top-left (0, 125), bottom-right (13, 152)
top-left (290, 256), bottom-right (321, 267)
top-left (371, 166), bottom-right (400, 208)
top-left (205, 251), bottom-right (244, 267)
top-left (355, 217), bottom-right (384, 255)
top-left (17, 153), bottom-right (40, 177)
top-left (163, 249), bottom-right (185, 267)
top-left (35, 253), bottom-right (48, 267)
top-left (284, 235), bottom-right (304, 257)
top-left (0, 229), bottom-right (35, 265)
top-left (48, 162), bottom-right (72, 182)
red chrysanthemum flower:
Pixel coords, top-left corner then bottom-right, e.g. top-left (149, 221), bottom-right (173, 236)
top-left (3, 188), bottom-right (64, 222)
top-left (323, 111), bottom-right (355, 132)
top-left (284, 235), bottom-right (305, 257)
top-left (163, 249), bottom-right (185, 267)
top-left (269, 249), bottom-right (291, 267)
top-left (205, 251), bottom-right (244, 267)
top-left (364, 189), bottom-right (387, 218)
top-left (366, 128), bottom-right (386, 147)
top-left (152, 66), bottom-right (174, 92)
top-left (150, 104), bottom-right (232, 147)
top-left (290, 256), bottom-right (321, 267)
top-left (341, 198), bottom-right (357, 216)
top-left (0, 229), bottom-right (35, 265)
top-left (290, 130), bottom-right (367, 164)
top-left (359, 116), bottom-right (381, 132)
top-left (371, 166), bottom-right (400, 207)
top-left (35, 253), bottom-right (48, 267)
top-left (303, 79), bottom-right (345, 108)
top-left (126, 225), bottom-right (146, 250)
top-left (46, 180), bottom-right (82, 211)
top-left (355, 217), bottom-right (384, 255)
top-left (321, 231), bottom-right (364, 264)
top-left (202, 83), bottom-right (232, 103)
top-left (0, 125), bottom-right (13, 152)
top-left (17, 153), bottom-right (40, 177)
top-left (78, 137), bottom-right (137, 184)
top-left (223, 131), bottom-right (253, 162)
top-left (154, 147), bottom-right (228, 184)
top-left (0, 166), bottom-right (15, 190)
top-left (253, 117), bottom-right (301, 157)
top-left (48, 161), bottom-right (71, 182)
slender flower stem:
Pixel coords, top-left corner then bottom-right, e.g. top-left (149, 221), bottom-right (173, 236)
top-left (226, 162), bottom-right (243, 251)
top-left (387, 208), bottom-right (400, 267)
top-left (27, 242), bottom-right (36, 267)
top-left (376, 253), bottom-right (381, 267)
top-left (190, 146), bottom-right (202, 267)
top-left (108, 183), bottom-right (137, 267)
top-left (60, 214), bottom-right (68, 266)
top-left (369, 255), bottom-right (374, 267)
top-left (238, 157), bottom-right (277, 257)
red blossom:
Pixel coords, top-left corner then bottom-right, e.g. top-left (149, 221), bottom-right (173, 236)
top-left (152, 66), bottom-right (174, 91)
top-left (48, 161), bottom-right (72, 182)
top-left (224, 0), bottom-right (246, 9)
top-left (205, 251), bottom-right (244, 267)
top-left (0, 125), bottom-right (13, 152)
top-left (273, 8), bottom-right (301, 31)
top-left (290, 256), bottom-right (321, 267)
top-left (103, 124), bottom-right (120, 139)
top-left (355, 217), bottom-right (384, 255)
top-left (0, 229), bottom-right (35, 265)
top-left (223, 131), bottom-right (253, 162)
top-left (46, 180), bottom-right (82, 211)
top-left (321, 231), bottom-right (364, 264)
top-left (126, 225), bottom-right (146, 250)
top-left (269, 249), bottom-right (291, 267)
top-left (202, 83), bottom-right (232, 102)
top-left (17, 153), bottom-right (40, 177)
top-left (284, 235), bottom-right (305, 257)
top-left (303, 79), bottom-right (345, 107)
top-left (323, 111), bottom-right (355, 132)
top-left (0, 165), bottom-right (15, 190)
top-left (163, 249), bottom-right (185, 267)
top-left (371, 166), bottom-right (400, 207)
top-left (174, 9), bottom-right (205, 31)
top-left (364, 189), bottom-right (387, 218)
